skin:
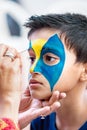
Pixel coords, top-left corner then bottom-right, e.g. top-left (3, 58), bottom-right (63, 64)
top-left (19, 48), bottom-right (66, 129)
top-left (0, 44), bottom-right (66, 129)
top-left (28, 28), bottom-right (87, 130)
top-left (0, 44), bottom-right (22, 124)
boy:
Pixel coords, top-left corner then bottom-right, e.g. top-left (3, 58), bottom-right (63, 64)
top-left (25, 13), bottom-right (87, 129)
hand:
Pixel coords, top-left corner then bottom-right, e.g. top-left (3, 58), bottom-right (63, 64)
top-left (0, 44), bottom-right (22, 123)
top-left (41, 90), bottom-right (66, 115)
top-left (0, 44), bottom-right (22, 94)
top-left (18, 87), bottom-right (66, 129)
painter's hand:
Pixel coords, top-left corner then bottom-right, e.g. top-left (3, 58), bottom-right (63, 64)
top-left (41, 91), bottom-right (66, 115)
top-left (0, 44), bottom-right (22, 123)
top-left (19, 87), bottom-right (66, 129)
top-left (0, 44), bottom-right (22, 94)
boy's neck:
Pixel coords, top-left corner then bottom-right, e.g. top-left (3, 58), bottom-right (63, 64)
top-left (55, 89), bottom-right (87, 130)
top-left (56, 106), bottom-right (87, 130)
top-left (56, 112), bottom-right (86, 130)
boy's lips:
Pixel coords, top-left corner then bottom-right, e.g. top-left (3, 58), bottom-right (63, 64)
top-left (29, 79), bottom-right (43, 89)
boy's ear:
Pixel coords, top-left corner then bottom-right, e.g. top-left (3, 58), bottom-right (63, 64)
top-left (80, 64), bottom-right (87, 81)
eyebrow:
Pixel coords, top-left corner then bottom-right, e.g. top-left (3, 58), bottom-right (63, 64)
top-left (42, 47), bottom-right (59, 52)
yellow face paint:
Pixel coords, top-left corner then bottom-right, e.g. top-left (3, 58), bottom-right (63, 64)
top-left (30, 39), bottom-right (46, 72)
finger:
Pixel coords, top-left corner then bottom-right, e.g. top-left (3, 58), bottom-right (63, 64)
top-left (50, 101), bottom-right (61, 112)
top-left (59, 92), bottom-right (66, 99)
top-left (32, 106), bottom-right (51, 117)
top-left (2, 47), bottom-right (20, 63)
top-left (0, 44), bottom-right (8, 57)
top-left (24, 87), bottom-right (31, 96)
top-left (42, 91), bottom-right (60, 106)
top-left (43, 101), bottom-right (61, 116)
top-left (7, 47), bottom-right (20, 58)
top-left (19, 96), bottom-right (32, 112)
top-left (11, 58), bottom-right (22, 72)
top-left (42, 102), bottom-right (61, 116)
top-left (0, 55), bottom-right (22, 74)
top-left (26, 106), bottom-right (51, 120)
top-left (19, 106), bottom-right (51, 129)
top-left (49, 91), bottom-right (60, 105)
top-left (32, 101), bottom-right (61, 117)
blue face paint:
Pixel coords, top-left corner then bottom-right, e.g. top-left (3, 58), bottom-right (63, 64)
top-left (29, 34), bottom-right (65, 91)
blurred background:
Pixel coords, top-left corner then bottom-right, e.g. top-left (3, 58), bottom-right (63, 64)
top-left (0, 0), bottom-right (87, 51)
top-left (0, 0), bottom-right (87, 129)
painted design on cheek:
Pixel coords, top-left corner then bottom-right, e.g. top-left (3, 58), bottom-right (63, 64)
top-left (29, 34), bottom-right (65, 91)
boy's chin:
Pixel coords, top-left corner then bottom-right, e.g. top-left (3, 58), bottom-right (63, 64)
top-left (30, 91), bottom-right (52, 100)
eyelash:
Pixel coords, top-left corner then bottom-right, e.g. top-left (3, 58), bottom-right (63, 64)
top-left (44, 55), bottom-right (56, 61)
top-left (29, 56), bottom-right (35, 64)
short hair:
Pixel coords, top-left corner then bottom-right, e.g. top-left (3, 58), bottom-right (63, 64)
top-left (24, 13), bottom-right (87, 63)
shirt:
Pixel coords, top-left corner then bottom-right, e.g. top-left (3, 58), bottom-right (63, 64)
top-left (30, 113), bottom-right (87, 130)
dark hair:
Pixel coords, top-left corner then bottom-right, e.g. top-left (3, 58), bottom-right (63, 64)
top-left (24, 13), bottom-right (87, 63)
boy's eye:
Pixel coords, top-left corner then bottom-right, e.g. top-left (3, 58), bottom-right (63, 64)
top-left (28, 49), bottom-right (36, 64)
top-left (29, 56), bottom-right (36, 64)
top-left (43, 53), bottom-right (60, 66)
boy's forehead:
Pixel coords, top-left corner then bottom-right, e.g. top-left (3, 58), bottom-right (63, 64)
top-left (28, 28), bottom-right (59, 41)
top-left (28, 34), bottom-right (65, 55)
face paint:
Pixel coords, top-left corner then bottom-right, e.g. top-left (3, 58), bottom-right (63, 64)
top-left (29, 34), bottom-right (65, 91)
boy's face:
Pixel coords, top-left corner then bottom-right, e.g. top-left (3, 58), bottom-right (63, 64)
top-left (28, 28), bottom-right (81, 100)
